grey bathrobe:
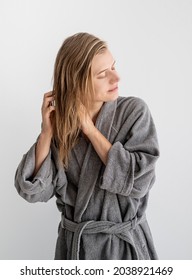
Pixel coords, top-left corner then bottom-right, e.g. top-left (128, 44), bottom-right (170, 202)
top-left (15, 96), bottom-right (160, 260)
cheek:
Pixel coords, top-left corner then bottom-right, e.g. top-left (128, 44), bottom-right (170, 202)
top-left (94, 80), bottom-right (108, 95)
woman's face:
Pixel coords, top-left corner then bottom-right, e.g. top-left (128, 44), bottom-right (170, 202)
top-left (91, 49), bottom-right (120, 103)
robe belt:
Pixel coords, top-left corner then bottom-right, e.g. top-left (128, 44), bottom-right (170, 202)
top-left (61, 214), bottom-right (146, 260)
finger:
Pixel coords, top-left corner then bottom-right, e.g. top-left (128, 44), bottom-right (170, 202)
top-left (42, 96), bottom-right (55, 110)
top-left (49, 99), bottom-right (56, 107)
top-left (43, 91), bottom-right (53, 98)
top-left (42, 103), bottom-right (55, 113)
top-left (49, 105), bottom-right (55, 113)
top-left (42, 105), bottom-right (55, 118)
top-left (44, 95), bottom-right (55, 102)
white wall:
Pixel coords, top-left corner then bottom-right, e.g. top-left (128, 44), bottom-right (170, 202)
top-left (0, 0), bottom-right (192, 259)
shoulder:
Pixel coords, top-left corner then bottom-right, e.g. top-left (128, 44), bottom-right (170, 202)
top-left (116, 96), bottom-right (150, 118)
top-left (117, 96), bottom-right (148, 109)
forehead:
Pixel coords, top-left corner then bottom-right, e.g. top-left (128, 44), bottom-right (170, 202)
top-left (92, 49), bottom-right (114, 74)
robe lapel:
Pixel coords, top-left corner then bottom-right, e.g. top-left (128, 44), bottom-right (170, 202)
top-left (74, 99), bottom-right (117, 222)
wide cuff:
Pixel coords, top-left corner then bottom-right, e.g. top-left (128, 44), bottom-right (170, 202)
top-left (100, 142), bottom-right (133, 196)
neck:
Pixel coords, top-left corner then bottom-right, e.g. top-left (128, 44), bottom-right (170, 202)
top-left (89, 101), bottom-right (104, 124)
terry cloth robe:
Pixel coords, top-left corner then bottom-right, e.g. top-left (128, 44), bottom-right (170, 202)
top-left (15, 96), bottom-right (160, 260)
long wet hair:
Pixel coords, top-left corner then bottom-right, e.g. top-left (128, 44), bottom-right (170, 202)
top-left (52, 32), bottom-right (107, 168)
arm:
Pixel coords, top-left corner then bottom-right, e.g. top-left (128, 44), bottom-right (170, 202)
top-left (85, 126), bottom-right (112, 165)
top-left (78, 104), bottom-right (111, 165)
top-left (32, 92), bottom-right (55, 177)
top-left (14, 141), bottom-right (54, 202)
top-left (79, 98), bottom-right (159, 198)
top-left (14, 92), bottom-right (68, 203)
top-left (32, 131), bottom-right (52, 177)
top-left (100, 98), bottom-right (160, 198)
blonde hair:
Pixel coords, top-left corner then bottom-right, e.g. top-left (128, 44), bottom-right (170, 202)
top-left (52, 32), bottom-right (107, 168)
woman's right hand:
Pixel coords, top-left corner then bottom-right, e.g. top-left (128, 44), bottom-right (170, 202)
top-left (41, 91), bottom-right (55, 136)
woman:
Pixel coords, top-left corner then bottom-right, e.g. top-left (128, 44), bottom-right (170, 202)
top-left (15, 32), bottom-right (160, 260)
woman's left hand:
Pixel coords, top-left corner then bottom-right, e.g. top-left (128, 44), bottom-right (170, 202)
top-left (78, 103), bottom-right (96, 136)
top-left (78, 103), bottom-right (111, 165)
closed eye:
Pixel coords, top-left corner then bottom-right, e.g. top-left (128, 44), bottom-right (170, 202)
top-left (97, 64), bottom-right (116, 79)
top-left (98, 72), bottom-right (107, 79)
top-left (96, 60), bottom-right (116, 79)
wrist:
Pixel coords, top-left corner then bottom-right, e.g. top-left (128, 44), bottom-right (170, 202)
top-left (39, 130), bottom-right (53, 142)
top-left (84, 125), bottom-right (98, 139)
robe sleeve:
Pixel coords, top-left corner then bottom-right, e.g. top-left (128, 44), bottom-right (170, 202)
top-left (14, 139), bottom-right (67, 203)
top-left (100, 98), bottom-right (160, 198)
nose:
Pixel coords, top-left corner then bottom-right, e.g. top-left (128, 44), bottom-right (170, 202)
top-left (110, 70), bottom-right (120, 84)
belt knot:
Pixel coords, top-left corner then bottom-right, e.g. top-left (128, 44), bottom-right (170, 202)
top-left (61, 214), bottom-right (145, 260)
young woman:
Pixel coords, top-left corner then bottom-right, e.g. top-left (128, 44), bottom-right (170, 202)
top-left (15, 32), bottom-right (160, 260)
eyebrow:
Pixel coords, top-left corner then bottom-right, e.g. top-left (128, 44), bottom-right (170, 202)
top-left (96, 60), bottom-right (116, 75)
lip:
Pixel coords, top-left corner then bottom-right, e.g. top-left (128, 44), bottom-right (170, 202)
top-left (108, 86), bottom-right (118, 92)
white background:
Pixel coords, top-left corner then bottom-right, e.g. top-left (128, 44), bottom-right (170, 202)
top-left (0, 0), bottom-right (192, 260)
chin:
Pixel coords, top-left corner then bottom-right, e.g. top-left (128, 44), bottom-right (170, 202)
top-left (106, 91), bottom-right (119, 101)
